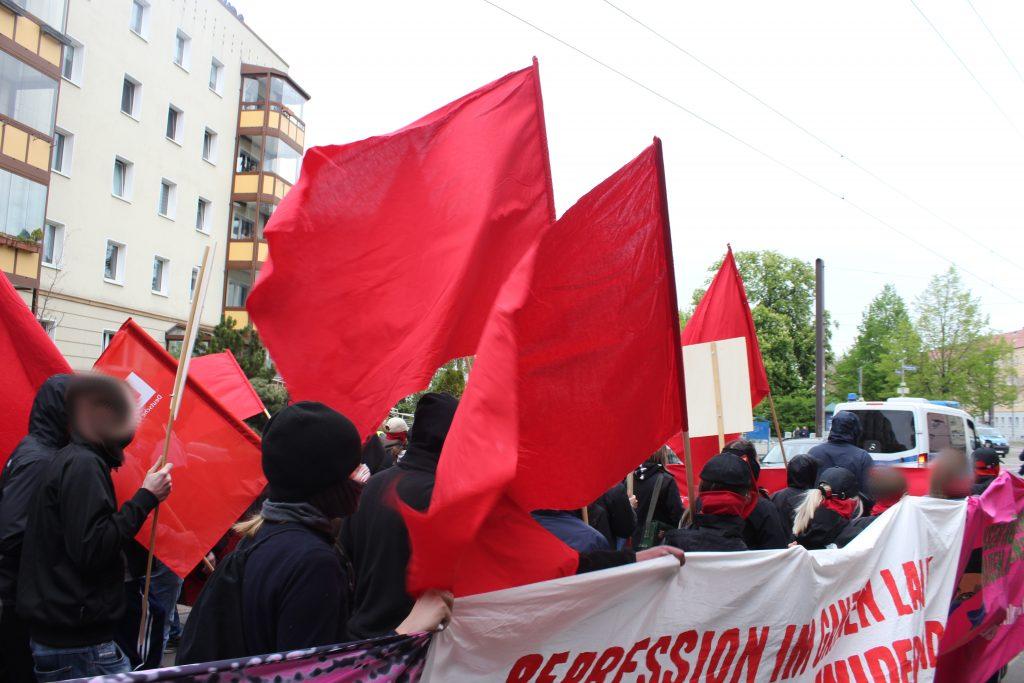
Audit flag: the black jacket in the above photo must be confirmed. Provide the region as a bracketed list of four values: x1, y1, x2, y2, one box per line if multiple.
[663, 514, 747, 552]
[793, 507, 852, 550]
[834, 515, 876, 548]
[770, 455, 819, 528]
[588, 483, 636, 547]
[0, 375, 70, 599]
[341, 393, 458, 640]
[16, 437, 158, 647]
[742, 496, 789, 550]
[972, 475, 997, 496]
[808, 412, 874, 494]
[242, 521, 350, 654]
[631, 464, 683, 546]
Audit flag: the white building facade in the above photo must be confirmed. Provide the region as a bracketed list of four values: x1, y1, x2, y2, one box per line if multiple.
[36, 0, 307, 368]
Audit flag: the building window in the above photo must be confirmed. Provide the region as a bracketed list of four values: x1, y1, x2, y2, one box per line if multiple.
[102, 329, 116, 350]
[202, 128, 217, 162]
[209, 58, 223, 94]
[104, 240, 125, 283]
[151, 256, 169, 295]
[165, 105, 183, 143]
[129, 0, 149, 38]
[61, 40, 84, 84]
[38, 318, 56, 340]
[51, 129, 73, 175]
[195, 198, 210, 233]
[189, 265, 200, 301]
[157, 179, 176, 218]
[112, 157, 133, 199]
[0, 169, 47, 237]
[13, 0, 66, 30]
[231, 201, 255, 239]
[42, 221, 64, 267]
[226, 270, 253, 308]
[173, 30, 191, 70]
[121, 75, 141, 118]
[0, 49, 58, 135]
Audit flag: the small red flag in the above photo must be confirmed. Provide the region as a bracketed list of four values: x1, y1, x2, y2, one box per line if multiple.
[94, 320, 265, 577]
[190, 351, 266, 422]
[676, 247, 770, 474]
[404, 143, 683, 596]
[247, 62, 555, 438]
[0, 275, 72, 469]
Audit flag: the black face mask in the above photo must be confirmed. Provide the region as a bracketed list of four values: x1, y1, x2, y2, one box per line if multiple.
[100, 430, 135, 467]
[308, 479, 362, 520]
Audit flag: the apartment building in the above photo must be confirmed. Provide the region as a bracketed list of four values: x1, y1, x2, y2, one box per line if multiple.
[30, 0, 307, 368]
[991, 328, 1023, 440]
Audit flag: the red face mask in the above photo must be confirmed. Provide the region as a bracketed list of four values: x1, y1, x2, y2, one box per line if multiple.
[699, 490, 758, 519]
[821, 495, 858, 519]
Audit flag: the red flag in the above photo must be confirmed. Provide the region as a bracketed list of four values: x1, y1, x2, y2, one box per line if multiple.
[247, 63, 555, 438]
[0, 275, 72, 468]
[404, 142, 683, 596]
[676, 247, 770, 473]
[94, 320, 264, 577]
[190, 351, 266, 422]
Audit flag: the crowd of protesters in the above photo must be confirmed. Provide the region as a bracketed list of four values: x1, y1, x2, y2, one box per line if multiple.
[0, 372, 1011, 681]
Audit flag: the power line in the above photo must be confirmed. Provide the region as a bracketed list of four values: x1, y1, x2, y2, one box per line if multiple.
[964, 0, 1024, 89]
[476, 0, 1024, 305]
[600, 0, 1024, 275]
[908, 0, 1024, 142]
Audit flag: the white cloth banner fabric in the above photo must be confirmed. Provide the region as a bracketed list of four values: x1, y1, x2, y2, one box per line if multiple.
[423, 497, 966, 682]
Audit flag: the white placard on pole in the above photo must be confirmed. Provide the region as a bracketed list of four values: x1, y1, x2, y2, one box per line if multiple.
[682, 336, 754, 439]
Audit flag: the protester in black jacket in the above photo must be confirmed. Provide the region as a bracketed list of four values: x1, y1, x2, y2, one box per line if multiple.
[792, 467, 862, 550]
[0, 374, 70, 682]
[834, 468, 907, 548]
[771, 455, 819, 528]
[587, 482, 637, 548]
[721, 440, 789, 550]
[971, 447, 1001, 496]
[807, 411, 874, 494]
[16, 374, 172, 682]
[663, 453, 757, 552]
[361, 433, 394, 476]
[631, 449, 683, 548]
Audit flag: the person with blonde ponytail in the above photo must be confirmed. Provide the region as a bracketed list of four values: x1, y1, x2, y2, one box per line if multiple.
[792, 467, 862, 550]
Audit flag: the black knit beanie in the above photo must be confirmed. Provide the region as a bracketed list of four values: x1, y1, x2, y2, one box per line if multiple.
[262, 401, 361, 502]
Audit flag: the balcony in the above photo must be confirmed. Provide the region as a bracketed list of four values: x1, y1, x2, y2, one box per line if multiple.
[238, 67, 309, 153]
[0, 232, 40, 287]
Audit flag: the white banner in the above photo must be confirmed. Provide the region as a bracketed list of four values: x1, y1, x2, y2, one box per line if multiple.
[424, 497, 966, 682]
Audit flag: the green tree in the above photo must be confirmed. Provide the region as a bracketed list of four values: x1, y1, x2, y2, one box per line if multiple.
[909, 267, 1016, 417]
[831, 285, 920, 400]
[429, 358, 469, 397]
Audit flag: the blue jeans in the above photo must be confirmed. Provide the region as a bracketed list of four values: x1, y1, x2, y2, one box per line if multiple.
[149, 559, 183, 650]
[30, 640, 131, 681]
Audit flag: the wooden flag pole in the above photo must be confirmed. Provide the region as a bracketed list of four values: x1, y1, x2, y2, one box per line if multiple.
[710, 341, 726, 451]
[767, 390, 788, 467]
[138, 243, 214, 650]
[652, 137, 698, 511]
[626, 472, 634, 498]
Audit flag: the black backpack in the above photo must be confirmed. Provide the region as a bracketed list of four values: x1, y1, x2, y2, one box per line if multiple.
[176, 528, 296, 665]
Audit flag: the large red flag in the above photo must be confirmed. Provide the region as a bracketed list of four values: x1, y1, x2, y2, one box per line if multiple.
[94, 320, 265, 577]
[190, 351, 266, 422]
[247, 62, 555, 438]
[404, 142, 683, 596]
[0, 275, 72, 468]
[675, 247, 770, 474]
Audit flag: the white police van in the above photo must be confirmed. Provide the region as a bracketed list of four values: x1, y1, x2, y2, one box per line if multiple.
[831, 397, 983, 465]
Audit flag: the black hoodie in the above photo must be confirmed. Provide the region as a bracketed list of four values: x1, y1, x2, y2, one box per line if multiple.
[341, 393, 458, 640]
[16, 433, 158, 647]
[807, 412, 874, 494]
[770, 455, 819, 528]
[0, 374, 71, 599]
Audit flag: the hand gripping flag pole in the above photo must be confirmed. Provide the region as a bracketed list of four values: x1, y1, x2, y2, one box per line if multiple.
[138, 243, 216, 652]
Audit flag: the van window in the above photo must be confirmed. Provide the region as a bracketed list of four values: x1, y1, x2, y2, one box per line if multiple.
[927, 412, 967, 456]
[848, 410, 916, 453]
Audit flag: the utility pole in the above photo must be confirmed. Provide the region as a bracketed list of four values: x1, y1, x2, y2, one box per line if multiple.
[815, 258, 825, 436]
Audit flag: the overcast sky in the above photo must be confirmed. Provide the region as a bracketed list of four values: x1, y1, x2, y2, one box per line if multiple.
[239, 0, 1024, 353]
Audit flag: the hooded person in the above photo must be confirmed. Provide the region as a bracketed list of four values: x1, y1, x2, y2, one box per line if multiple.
[807, 411, 874, 494]
[971, 447, 1001, 496]
[834, 467, 908, 548]
[721, 439, 789, 550]
[792, 467, 862, 550]
[16, 374, 173, 682]
[360, 433, 391, 476]
[662, 453, 758, 552]
[586, 482, 637, 548]
[179, 401, 451, 664]
[631, 447, 684, 549]
[0, 374, 71, 682]
[771, 454, 819, 528]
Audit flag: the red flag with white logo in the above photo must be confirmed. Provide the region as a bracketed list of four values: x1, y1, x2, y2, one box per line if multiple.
[94, 320, 264, 577]
[0, 274, 72, 469]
